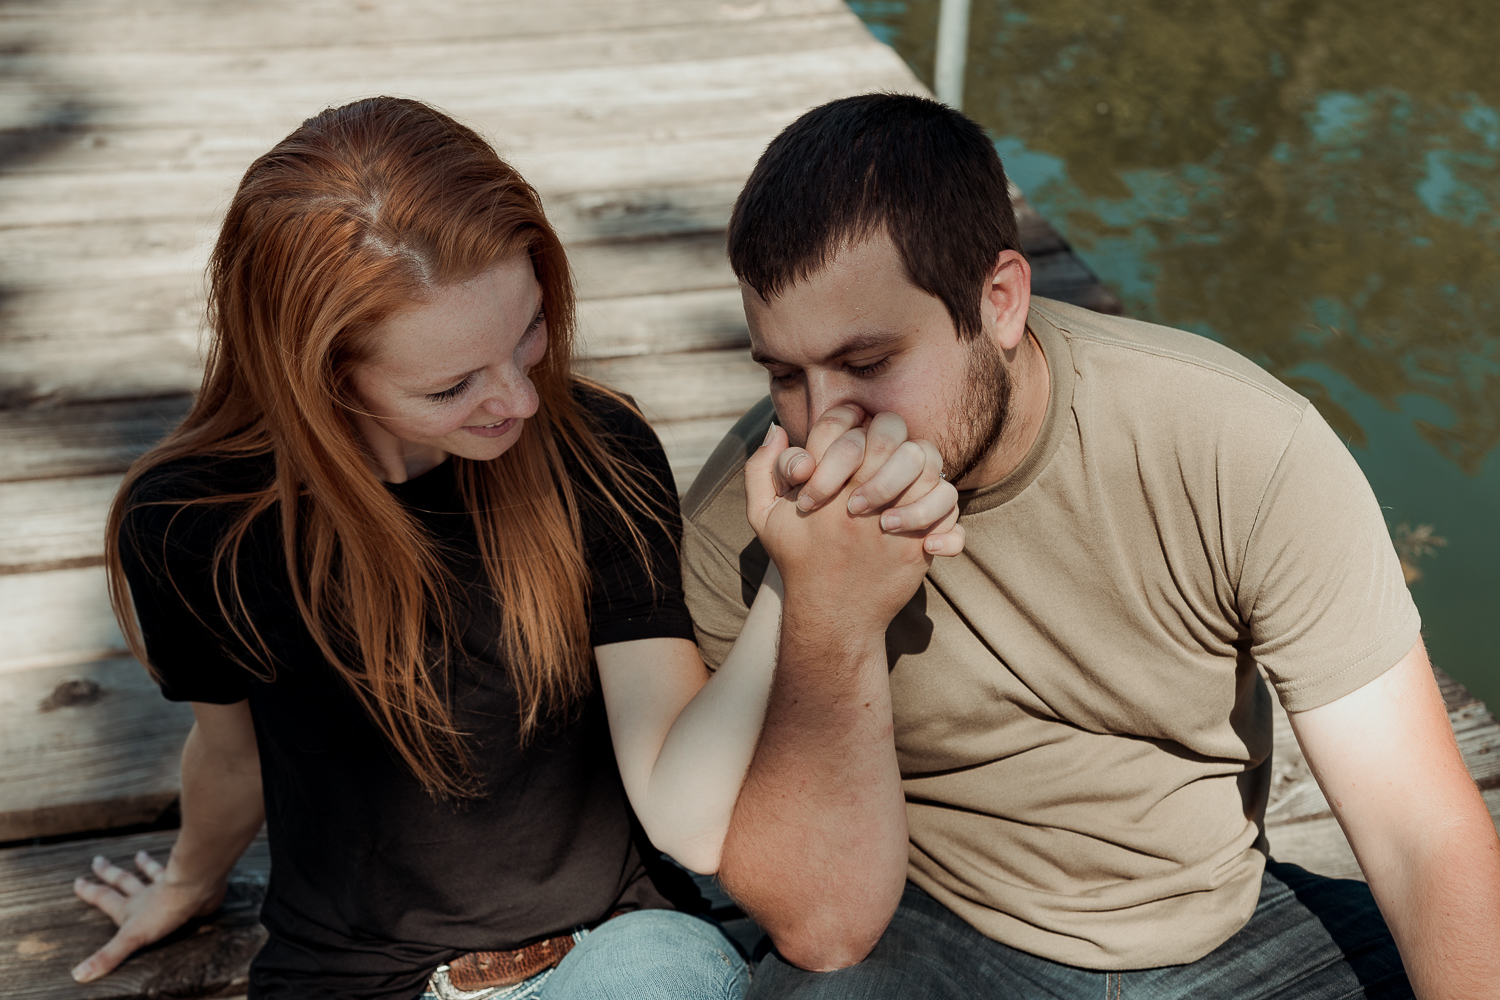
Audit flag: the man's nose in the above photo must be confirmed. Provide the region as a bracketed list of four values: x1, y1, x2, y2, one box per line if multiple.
[804, 372, 865, 427]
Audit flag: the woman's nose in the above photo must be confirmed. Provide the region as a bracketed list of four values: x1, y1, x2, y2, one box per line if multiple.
[479, 367, 539, 418]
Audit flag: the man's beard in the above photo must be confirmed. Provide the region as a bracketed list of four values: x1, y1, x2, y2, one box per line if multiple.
[936, 332, 1012, 488]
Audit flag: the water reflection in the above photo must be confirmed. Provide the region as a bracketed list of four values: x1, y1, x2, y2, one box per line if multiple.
[852, 0, 1499, 705]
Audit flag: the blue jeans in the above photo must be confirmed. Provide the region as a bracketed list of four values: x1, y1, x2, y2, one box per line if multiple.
[749, 861, 1412, 999]
[422, 910, 750, 1000]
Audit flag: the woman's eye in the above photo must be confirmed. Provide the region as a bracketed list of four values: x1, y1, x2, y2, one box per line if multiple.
[426, 375, 472, 402]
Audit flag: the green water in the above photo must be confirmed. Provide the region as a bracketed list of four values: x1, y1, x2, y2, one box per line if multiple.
[852, 0, 1500, 710]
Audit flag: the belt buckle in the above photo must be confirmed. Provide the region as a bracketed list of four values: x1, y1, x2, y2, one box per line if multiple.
[430, 965, 505, 1000]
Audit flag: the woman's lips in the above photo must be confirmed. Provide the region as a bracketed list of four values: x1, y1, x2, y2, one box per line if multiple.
[464, 417, 518, 439]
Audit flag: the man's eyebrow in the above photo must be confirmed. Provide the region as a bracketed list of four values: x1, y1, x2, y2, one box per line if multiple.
[751, 330, 904, 367]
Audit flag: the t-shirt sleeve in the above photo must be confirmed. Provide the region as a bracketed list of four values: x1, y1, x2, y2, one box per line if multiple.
[118, 483, 254, 704]
[582, 398, 698, 648]
[1238, 404, 1421, 712]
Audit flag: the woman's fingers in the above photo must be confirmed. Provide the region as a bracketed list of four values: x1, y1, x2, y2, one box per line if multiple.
[880, 479, 960, 534]
[92, 854, 145, 896]
[922, 522, 967, 558]
[848, 439, 930, 514]
[73, 876, 129, 924]
[134, 851, 166, 881]
[72, 926, 147, 984]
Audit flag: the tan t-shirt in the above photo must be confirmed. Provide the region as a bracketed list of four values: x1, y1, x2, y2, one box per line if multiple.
[681, 297, 1420, 969]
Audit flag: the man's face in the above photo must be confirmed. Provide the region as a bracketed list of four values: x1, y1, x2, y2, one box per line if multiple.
[744, 232, 1013, 488]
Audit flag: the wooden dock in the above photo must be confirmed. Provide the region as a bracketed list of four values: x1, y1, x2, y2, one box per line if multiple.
[0, 1, 1491, 996]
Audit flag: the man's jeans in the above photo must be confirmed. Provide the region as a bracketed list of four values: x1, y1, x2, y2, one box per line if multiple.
[750, 860, 1411, 999]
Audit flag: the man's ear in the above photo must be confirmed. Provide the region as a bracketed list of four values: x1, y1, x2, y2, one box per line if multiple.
[985, 250, 1031, 352]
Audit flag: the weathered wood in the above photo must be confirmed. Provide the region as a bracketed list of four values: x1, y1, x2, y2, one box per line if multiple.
[655, 415, 745, 493]
[0, 398, 191, 483]
[0, 830, 270, 1000]
[0, 658, 191, 842]
[0, 475, 120, 574]
[1263, 666, 1500, 879]
[0, 567, 126, 674]
[0, 14, 872, 99]
[0, 0, 846, 55]
[576, 349, 769, 425]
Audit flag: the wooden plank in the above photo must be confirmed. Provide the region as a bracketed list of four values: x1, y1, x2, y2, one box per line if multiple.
[0, 566, 126, 674]
[0, 290, 750, 406]
[1262, 665, 1500, 881]
[0, 13, 871, 93]
[0, 830, 270, 1000]
[0, 398, 190, 483]
[1268, 788, 1500, 882]
[0, 408, 737, 575]
[571, 231, 734, 299]
[2, 223, 731, 298]
[0, 658, 190, 842]
[0, 44, 908, 165]
[577, 347, 769, 425]
[0, 475, 119, 574]
[578, 288, 747, 361]
[656, 414, 745, 494]
[0, 0, 846, 54]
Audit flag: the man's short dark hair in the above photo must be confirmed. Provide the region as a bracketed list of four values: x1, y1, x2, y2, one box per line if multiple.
[727, 93, 1022, 341]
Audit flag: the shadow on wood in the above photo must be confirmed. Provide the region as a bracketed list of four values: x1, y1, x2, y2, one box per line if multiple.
[0, 830, 270, 1000]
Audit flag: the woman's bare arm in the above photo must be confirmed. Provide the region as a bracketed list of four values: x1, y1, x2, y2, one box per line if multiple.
[597, 408, 961, 878]
[71, 699, 264, 983]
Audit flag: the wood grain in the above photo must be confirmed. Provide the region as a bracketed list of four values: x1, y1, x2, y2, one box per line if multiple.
[0, 658, 191, 842]
[0, 830, 270, 1000]
[0, 398, 192, 484]
[1263, 666, 1500, 879]
[0, 567, 127, 674]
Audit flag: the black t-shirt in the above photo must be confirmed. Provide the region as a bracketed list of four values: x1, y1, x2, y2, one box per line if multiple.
[119, 392, 702, 1000]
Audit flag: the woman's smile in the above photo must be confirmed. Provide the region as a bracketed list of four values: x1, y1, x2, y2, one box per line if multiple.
[464, 416, 518, 438]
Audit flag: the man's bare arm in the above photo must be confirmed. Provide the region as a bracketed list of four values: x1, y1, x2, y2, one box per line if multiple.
[716, 415, 941, 970]
[1290, 639, 1500, 999]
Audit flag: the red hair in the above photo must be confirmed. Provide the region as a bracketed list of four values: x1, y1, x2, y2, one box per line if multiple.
[106, 97, 666, 797]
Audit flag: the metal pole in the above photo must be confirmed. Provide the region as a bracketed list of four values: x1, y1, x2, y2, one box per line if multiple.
[934, 0, 972, 109]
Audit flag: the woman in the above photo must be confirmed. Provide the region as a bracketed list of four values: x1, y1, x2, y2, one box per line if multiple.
[70, 97, 959, 999]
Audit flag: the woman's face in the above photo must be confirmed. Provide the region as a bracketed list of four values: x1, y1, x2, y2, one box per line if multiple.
[347, 255, 549, 482]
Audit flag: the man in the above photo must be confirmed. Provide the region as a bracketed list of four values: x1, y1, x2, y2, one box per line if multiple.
[682, 94, 1500, 998]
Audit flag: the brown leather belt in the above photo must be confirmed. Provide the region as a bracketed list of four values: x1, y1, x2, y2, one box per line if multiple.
[445, 933, 577, 991]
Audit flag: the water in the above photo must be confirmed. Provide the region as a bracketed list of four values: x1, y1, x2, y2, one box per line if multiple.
[851, 0, 1500, 710]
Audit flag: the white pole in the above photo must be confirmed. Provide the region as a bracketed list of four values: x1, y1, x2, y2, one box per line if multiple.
[934, 0, 972, 110]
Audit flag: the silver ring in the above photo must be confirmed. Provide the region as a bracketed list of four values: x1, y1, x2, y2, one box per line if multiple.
[938, 470, 947, 480]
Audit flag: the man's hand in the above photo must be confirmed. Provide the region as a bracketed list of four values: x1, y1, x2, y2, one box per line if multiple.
[71, 852, 226, 983]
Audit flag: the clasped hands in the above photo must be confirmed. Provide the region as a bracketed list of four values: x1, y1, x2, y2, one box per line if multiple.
[747, 405, 966, 632]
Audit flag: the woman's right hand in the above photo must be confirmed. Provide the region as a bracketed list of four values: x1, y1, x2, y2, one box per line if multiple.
[71, 849, 228, 983]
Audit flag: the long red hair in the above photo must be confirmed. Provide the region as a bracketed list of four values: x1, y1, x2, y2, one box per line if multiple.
[106, 97, 666, 798]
